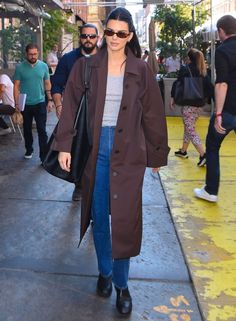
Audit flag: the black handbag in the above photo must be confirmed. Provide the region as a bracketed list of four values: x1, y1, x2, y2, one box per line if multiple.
[43, 58, 92, 183]
[174, 65, 205, 107]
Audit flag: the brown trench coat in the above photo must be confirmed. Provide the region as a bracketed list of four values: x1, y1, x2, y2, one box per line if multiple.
[53, 48, 170, 259]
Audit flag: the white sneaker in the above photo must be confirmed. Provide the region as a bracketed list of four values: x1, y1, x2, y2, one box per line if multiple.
[0, 128, 11, 136]
[194, 187, 218, 202]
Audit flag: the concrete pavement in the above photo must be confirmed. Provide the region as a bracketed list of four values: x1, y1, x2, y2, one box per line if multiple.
[0, 113, 203, 321]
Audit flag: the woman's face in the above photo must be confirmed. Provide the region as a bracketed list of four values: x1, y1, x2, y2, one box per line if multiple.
[105, 19, 133, 53]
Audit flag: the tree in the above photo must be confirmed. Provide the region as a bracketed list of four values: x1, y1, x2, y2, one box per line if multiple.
[43, 10, 78, 59]
[0, 25, 35, 68]
[154, 2, 209, 60]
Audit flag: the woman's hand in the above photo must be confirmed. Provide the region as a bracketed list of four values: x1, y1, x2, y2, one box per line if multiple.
[169, 97, 175, 110]
[58, 152, 71, 172]
[152, 167, 160, 174]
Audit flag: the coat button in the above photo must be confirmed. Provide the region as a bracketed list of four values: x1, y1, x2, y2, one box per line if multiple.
[113, 171, 118, 176]
[113, 194, 118, 199]
[118, 128, 123, 133]
[114, 150, 120, 154]
[122, 106, 127, 110]
[156, 147, 160, 151]
[125, 84, 129, 89]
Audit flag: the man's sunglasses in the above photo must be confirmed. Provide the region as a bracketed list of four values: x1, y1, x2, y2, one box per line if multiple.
[104, 29, 130, 39]
[80, 34, 97, 39]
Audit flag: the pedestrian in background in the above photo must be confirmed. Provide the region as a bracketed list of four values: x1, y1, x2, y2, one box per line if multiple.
[0, 73, 15, 136]
[158, 54, 166, 74]
[13, 44, 54, 162]
[52, 7, 169, 315]
[52, 23, 98, 201]
[170, 48, 214, 167]
[194, 15, 236, 202]
[46, 44, 59, 76]
[165, 52, 180, 76]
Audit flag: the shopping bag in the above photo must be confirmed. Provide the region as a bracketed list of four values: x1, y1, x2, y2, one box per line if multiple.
[43, 59, 92, 183]
[174, 66, 205, 107]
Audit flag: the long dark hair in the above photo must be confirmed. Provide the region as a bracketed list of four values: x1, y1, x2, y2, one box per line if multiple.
[188, 48, 207, 76]
[101, 7, 141, 58]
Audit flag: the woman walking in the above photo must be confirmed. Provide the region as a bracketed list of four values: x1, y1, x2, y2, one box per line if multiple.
[53, 7, 169, 315]
[170, 48, 214, 166]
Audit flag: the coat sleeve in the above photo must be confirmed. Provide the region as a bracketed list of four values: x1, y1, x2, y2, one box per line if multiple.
[141, 64, 170, 167]
[52, 58, 85, 152]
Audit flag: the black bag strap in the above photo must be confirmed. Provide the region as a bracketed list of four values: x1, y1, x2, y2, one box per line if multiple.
[73, 57, 91, 130]
[186, 65, 193, 78]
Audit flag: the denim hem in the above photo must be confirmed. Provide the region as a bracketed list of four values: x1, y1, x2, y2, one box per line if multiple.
[100, 272, 112, 279]
[114, 284, 129, 290]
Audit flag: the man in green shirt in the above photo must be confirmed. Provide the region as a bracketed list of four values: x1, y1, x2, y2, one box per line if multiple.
[14, 43, 54, 162]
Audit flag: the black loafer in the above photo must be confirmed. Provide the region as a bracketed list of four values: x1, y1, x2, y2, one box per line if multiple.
[97, 274, 112, 298]
[115, 286, 132, 315]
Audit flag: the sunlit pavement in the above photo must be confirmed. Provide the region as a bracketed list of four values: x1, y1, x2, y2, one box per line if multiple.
[160, 116, 236, 321]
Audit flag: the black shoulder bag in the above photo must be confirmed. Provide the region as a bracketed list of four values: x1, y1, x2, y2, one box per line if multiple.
[174, 65, 205, 107]
[43, 58, 92, 183]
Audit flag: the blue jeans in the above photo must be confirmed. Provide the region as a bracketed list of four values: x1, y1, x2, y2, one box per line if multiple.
[91, 126, 130, 289]
[205, 111, 236, 195]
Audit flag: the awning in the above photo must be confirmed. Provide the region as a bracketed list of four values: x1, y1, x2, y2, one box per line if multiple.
[41, 0, 64, 9]
[0, 0, 63, 19]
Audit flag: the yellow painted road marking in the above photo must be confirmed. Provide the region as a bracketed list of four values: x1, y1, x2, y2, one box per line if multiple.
[160, 117, 236, 321]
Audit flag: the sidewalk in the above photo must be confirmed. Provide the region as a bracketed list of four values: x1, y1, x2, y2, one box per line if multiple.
[160, 116, 236, 321]
[0, 113, 203, 321]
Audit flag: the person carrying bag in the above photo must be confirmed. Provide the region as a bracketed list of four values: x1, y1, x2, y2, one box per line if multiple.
[170, 48, 214, 167]
[50, 7, 169, 316]
[42, 57, 92, 183]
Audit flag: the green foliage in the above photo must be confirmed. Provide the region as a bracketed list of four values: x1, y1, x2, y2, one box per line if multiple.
[0, 25, 35, 68]
[154, 2, 209, 60]
[43, 10, 78, 59]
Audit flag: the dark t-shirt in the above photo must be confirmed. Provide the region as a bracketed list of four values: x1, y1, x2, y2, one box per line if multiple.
[215, 35, 236, 115]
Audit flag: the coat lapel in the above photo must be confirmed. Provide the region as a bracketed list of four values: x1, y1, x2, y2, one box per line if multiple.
[90, 50, 108, 151]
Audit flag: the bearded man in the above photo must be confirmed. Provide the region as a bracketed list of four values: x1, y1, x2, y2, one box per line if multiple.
[14, 43, 53, 162]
